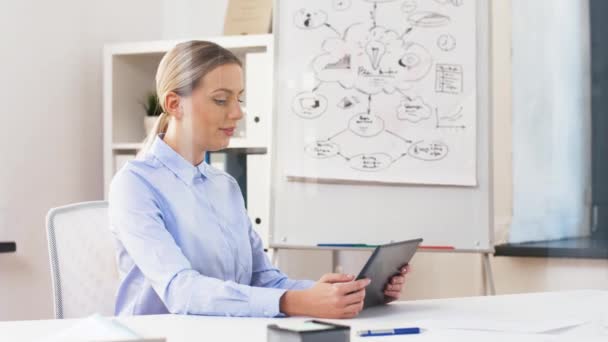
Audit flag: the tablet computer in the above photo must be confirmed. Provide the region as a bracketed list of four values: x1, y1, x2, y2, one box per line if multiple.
[356, 238, 423, 309]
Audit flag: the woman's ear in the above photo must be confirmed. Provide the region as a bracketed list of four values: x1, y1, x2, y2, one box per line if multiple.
[164, 92, 183, 119]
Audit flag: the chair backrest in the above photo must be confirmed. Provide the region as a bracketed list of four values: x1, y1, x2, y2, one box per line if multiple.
[46, 201, 118, 319]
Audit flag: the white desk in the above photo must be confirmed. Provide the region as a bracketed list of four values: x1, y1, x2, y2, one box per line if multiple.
[2, 291, 607, 341]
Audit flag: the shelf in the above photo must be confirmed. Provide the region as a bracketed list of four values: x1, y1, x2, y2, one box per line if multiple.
[104, 34, 272, 57]
[113, 141, 267, 154]
[112, 143, 143, 151]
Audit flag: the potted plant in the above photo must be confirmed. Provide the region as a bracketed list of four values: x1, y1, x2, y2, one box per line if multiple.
[142, 92, 162, 135]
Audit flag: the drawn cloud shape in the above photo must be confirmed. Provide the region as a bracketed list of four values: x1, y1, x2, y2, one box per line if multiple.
[312, 24, 433, 95]
[293, 9, 328, 29]
[305, 140, 340, 159]
[349, 153, 392, 172]
[292, 92, 328, 119]
[396, 96, 432, 123]
[408, 12, 450, 27]
[408, 141, 449, 161]
[349, 113, 385, 137]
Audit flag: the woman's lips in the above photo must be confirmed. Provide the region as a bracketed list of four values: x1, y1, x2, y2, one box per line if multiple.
[220, 127, 235, 136]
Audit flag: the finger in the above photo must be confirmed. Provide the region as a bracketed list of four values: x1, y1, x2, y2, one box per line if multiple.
[391, 275, 405, 285]
[320, 273, 354, 284]
[336, 278, 371, 294]
[385, 283, 403, 292]
[344, 301, 364, 316]
[342, 289, 366, 306]
[401, 264, 411, 274]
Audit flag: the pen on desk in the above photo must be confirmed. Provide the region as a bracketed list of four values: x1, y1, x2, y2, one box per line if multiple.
[357, 327, 421, 337]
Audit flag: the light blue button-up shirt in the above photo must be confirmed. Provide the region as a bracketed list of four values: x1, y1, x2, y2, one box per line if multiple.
[108, 135, 314, 317]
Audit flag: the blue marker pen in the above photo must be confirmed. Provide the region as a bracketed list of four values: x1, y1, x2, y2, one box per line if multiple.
[358, 327, 421, 337]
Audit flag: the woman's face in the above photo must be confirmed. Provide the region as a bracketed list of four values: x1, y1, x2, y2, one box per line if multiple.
[183, 63, 244, 152]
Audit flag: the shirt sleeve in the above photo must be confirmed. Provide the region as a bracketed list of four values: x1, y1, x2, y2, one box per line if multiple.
[247, 219, 316, 291]
[109, 170, 288, 317]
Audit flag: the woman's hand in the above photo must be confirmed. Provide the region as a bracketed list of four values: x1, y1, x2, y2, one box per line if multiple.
[317, 273, 356, 284]
[280, 273, 370, 318]
[383, 264, 411, 303]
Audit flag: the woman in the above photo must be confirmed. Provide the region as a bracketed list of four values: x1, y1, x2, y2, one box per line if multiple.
[109, 40, 409, 318]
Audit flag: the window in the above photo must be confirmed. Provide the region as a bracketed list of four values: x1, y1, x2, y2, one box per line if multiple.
[496, 0, 607, 258]
[510, 0, 591, 243]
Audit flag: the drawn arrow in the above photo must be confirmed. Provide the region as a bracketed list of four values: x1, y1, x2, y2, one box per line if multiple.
[391, 153, 408, 164]
[328, 128, 349, 141]
[385, 129, 414, 144]
[337, 152, 351, 161]
[323, 23, 342, 37]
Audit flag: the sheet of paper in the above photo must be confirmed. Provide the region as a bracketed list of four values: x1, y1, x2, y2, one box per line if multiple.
[40, 314, 145, 342]
[277, 0, 478, 185]
[416, 318, 587, 334]
[356, 329, 598, 342]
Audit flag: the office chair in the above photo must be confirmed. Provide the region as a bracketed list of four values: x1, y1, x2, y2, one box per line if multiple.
[46, 201, 118, 318]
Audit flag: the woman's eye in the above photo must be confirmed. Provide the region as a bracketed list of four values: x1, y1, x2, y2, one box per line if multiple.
[214, 99, 227, 106]
[237, 98, 244, 104]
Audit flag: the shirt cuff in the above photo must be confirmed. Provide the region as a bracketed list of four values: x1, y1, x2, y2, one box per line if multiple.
[290, 279, 315, 290]
[249, 286, 287, 317]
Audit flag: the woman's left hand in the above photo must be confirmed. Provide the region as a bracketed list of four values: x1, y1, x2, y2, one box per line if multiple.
[384, 264, 411, 302]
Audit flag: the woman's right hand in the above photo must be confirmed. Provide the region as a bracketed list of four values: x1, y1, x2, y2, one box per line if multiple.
[280, 274, 371, 318]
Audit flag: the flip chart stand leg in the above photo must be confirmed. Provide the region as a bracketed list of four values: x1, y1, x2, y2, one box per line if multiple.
[271, 248, 279, 268]
[331, 250, 343, 273]
[482, 252, 496, 295]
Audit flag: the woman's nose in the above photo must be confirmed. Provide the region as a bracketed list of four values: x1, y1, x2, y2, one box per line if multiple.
[230, 103, 244, 120]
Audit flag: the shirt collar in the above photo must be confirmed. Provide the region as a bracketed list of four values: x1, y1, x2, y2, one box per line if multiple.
[149, 135, 209, 185]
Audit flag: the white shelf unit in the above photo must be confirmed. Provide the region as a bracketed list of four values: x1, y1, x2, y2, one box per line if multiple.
[103, 35, 275, 246]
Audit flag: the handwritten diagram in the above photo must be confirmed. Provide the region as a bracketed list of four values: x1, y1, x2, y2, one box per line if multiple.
[279, 0, 477, 185]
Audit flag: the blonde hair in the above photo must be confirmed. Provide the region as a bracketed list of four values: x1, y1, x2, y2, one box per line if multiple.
[138, 40, 242, 158]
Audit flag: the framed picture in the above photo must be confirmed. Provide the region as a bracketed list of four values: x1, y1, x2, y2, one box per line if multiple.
[224, 0, 273, 35]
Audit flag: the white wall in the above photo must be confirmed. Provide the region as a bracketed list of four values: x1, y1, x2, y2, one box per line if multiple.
[491, 0, 514, 244]
[161, 0, 229, 39]
[0, 0, 237, 322]
[0, 0, 166, 321]
[0, 0, 606, 322]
